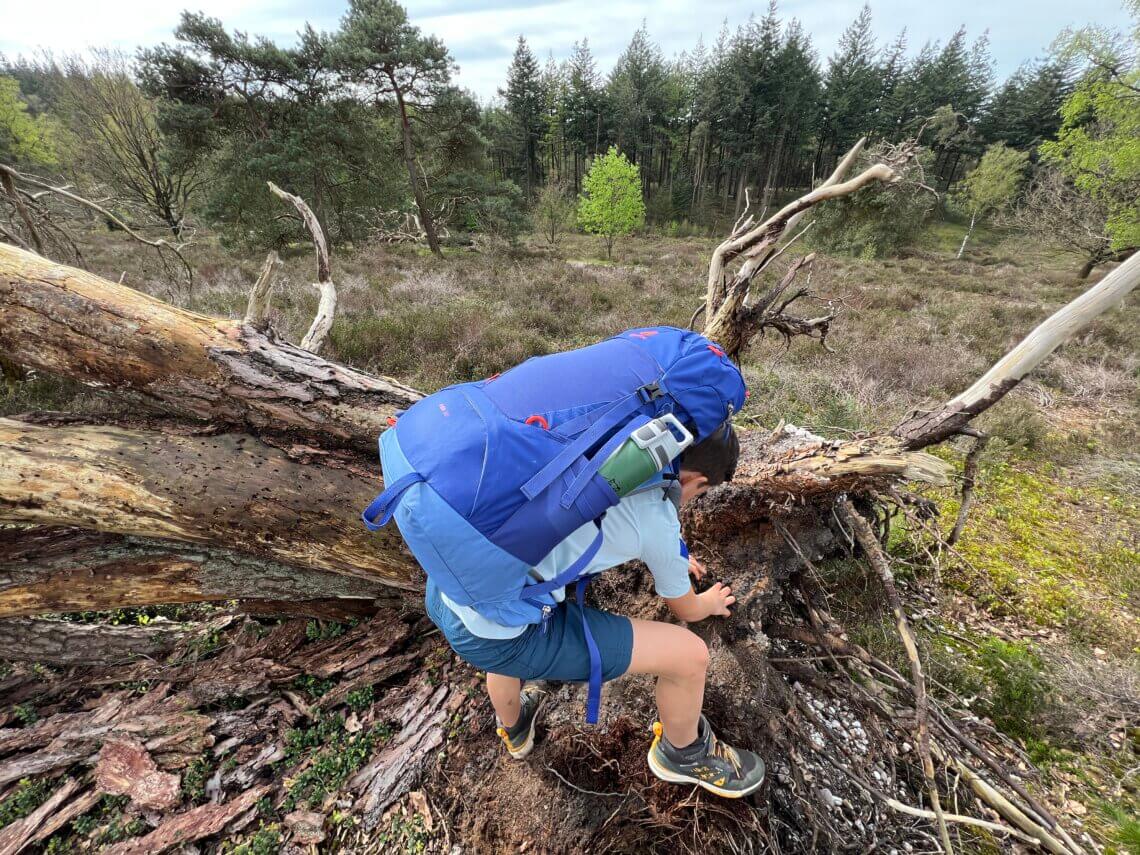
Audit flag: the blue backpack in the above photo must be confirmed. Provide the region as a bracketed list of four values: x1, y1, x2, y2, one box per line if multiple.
[362, 326, 747, 721]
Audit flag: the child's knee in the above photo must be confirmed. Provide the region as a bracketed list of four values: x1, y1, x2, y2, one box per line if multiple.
[677, 632, 709, 679]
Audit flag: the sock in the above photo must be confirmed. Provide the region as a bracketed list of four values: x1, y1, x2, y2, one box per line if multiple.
[661, 717, 708, 760]
[502, 692, 532, 740]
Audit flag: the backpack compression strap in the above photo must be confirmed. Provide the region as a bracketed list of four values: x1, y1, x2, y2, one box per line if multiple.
[361, 472, 425, 531]
[519, 519, 606, 725]
[520, 383, 663, 502]
[577, 573, 604, 723]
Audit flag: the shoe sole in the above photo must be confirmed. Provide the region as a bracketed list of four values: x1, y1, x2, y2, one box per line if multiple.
[647, 747, 766, 799]
[505, 691, 547, 760]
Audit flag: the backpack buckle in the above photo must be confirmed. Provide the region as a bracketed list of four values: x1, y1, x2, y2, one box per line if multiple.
[638, 382, 663, 403]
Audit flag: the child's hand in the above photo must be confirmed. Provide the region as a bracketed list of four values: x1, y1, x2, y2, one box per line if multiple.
[699, 581, 735, 617]
[688, 556, 707, 580]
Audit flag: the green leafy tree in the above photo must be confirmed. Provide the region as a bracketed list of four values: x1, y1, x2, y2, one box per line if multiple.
[0, 76, 57, 166]
[1041, 73, 1139, 251]
[577, 146, 644, 259]
[955, 142, 1029, 257]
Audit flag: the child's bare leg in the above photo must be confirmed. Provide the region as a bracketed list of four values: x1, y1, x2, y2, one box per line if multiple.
[625, 618, 709, 748]
[486, 673, 522, 726]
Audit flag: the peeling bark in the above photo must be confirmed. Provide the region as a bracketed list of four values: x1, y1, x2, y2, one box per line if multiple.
[0, 242, 419, 453]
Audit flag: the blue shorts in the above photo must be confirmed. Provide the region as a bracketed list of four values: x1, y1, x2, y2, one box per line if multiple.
[424, 580, 633, 683]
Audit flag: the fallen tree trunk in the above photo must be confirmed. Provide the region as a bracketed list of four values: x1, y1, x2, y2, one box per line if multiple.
[0, 243, 419, 453]
[0, 418, 417, 590]
[0, 528, 393, 619]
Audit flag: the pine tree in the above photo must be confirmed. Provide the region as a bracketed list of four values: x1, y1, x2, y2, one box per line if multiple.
[333, 0, 455, 255]
[817, 5, 881, 170]
[607, 23, 667, 187]
[501, 36, 545, 199]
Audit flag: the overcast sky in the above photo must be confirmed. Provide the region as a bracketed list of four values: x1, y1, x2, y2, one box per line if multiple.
[1, 0, 1133, 102]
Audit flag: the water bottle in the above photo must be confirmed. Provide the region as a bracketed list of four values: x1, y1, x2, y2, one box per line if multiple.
[598, 414, 694, 497]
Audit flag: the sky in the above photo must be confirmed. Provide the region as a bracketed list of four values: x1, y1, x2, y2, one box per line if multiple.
[0, 0, 1134, 102]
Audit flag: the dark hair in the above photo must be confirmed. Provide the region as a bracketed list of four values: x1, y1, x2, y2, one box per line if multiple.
[679, 421, 739, 486]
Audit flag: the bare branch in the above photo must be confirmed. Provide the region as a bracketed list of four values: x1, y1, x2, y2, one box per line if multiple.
[243, 250, 280, 330]
[0, 164, 192, 285]
[894, 251, 1140, 448]
[267, 181, 336, 353]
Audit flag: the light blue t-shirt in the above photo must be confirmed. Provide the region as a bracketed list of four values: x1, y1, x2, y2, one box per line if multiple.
[440, 488, 693, 639]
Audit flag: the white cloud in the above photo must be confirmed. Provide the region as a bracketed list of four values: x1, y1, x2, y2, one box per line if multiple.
[1, 0, 1133, 100]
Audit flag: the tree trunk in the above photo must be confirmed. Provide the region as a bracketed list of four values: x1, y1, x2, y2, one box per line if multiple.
[0, 418, 417, 588]
[0, 243, 420, 452]
[957, 208, 976, 259]
[393, 87, 442, 257]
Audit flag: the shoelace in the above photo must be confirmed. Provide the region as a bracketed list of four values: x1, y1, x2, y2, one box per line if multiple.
[709, 733, 743, 775]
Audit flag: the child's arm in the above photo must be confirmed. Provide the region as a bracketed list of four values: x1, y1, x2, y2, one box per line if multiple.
[664, 582, 735, 623]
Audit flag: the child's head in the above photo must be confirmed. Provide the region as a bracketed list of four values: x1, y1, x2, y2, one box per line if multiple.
[677, 421, 739, 503]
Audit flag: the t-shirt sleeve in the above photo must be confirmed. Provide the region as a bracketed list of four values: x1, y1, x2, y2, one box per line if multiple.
[637, 496, 693, 599]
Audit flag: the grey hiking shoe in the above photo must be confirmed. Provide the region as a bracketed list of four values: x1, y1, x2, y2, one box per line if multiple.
[495, 684, 548, 759]
[647, 714, 766, 798]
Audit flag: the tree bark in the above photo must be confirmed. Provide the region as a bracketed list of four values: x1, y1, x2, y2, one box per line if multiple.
[0, 528, 393, 619]
[0, 418, 417, 588]
[0, 242, 420, 453]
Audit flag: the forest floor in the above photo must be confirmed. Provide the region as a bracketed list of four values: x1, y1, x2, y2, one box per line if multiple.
[1, 219, 1138, 853]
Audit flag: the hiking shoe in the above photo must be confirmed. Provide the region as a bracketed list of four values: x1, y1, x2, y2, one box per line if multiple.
[647, 714, 765, 798]
[495, 684, 548, 759]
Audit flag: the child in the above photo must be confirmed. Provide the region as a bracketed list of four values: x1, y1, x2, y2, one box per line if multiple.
[423, 422, 765, 798]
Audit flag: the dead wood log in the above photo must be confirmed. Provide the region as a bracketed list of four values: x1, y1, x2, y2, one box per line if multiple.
[0, 419, 417, 589]
[0, 528, 392, 620]
[0, 618, 195, 665]
[0, 242, 419, 453]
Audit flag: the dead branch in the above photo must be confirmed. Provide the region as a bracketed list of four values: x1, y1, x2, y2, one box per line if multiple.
[0, 168, 44, 255]
[702, 158, 897, 357]
[0, 164, 193, 286]
[267, 181, 335, 353]
[705, 137, 866, 316]
[947, 433, 988, 547]
[243, 250, 280, 330]
[893, 251, 1140, 448]
[838, 499, 953, 854]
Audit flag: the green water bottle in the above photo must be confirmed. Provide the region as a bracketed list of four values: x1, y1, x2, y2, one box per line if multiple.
[598, 414, 694, 497]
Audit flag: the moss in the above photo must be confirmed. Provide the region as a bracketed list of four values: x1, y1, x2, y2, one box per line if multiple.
[937, 461, 1140, 649]
[0, 777, 53, 826]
